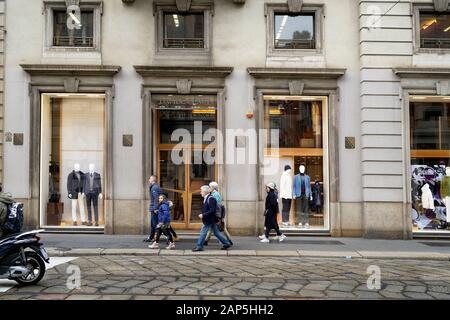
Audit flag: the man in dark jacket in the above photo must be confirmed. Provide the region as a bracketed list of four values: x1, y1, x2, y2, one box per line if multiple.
[144, 175, 162, 242]
[192, 185, 231, 252]
[0, 191, 14, 238]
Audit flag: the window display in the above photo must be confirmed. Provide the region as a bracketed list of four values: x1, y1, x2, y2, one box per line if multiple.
[419, 12, 450, 49]
[274, 13, 315, 49]
[263, 96, 328, 231]
[410, 98, 450, 232]
[40, 94, 105, 228]
[53, 10, 94, 47]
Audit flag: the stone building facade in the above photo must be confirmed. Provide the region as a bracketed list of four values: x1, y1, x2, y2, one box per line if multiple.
[3, 0, 450, 239]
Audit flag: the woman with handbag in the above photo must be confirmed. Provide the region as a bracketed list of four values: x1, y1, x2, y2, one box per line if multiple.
[259, 182, 287, 243]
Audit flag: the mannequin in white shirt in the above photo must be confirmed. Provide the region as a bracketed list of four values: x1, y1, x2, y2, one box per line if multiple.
[82, 163, 103, 226]
[67, 163, 86, 226]
[279, 165, 293, 227]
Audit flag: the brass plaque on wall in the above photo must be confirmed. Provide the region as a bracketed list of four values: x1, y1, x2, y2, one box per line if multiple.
[123, 134, 133, 147]
[13, 133, 24, 146]
[345, 137, 356, 149]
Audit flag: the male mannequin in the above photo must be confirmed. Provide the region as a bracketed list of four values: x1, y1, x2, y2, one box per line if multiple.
[279, 165, 293, 227]
[82, 163, 103, 227]
[441, 167, 450, 224]
[293, 164, 313, 228]
[67, 163, 87, 226]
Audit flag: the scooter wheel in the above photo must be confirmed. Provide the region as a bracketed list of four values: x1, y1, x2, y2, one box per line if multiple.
[14, 251, 46, 286]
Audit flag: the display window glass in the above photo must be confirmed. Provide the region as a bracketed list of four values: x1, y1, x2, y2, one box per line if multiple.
[419, 12, 450, 49]
[163, 13, 205, 49]
[410, 97, 450, 233]
[40, 94, 106, 228]
[263, 96, 329, 231]
[53, 10, 94, 47]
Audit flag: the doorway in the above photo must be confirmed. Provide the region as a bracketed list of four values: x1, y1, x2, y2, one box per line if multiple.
[155, 96, 218, 230]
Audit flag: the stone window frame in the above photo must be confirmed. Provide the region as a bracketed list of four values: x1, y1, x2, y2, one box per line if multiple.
[264, 3, 324, 58]
[394, 68, 450, 237]
[247, 68, 346, 235]
[412, 2, 450, 54]
[152, 1, 214, 65]
[43, 1, 103, 55]
[20, 64, 121, 233]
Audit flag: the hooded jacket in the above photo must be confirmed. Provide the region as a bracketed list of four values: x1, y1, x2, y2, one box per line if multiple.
[0, 193, 15, 237]
[279, 170, 293, 199]
[157, 200, 171, 224]
[421, 184, 435, 210]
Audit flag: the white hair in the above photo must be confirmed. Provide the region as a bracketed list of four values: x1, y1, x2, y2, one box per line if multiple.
[209, 181, 219, 191]
[200, 185, 211, 193]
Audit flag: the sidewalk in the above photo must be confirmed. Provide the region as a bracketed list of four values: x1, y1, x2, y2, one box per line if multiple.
[41, 233, 450, 261]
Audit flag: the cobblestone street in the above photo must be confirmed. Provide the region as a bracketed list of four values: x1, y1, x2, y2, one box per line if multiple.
[1, 255, 450, 300]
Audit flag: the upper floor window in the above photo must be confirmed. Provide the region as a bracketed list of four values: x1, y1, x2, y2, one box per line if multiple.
[419, 12, 450, 49]
[163, 13, 205, 49]
[53, 10, 94, 47]
[274, 13, 315, 50]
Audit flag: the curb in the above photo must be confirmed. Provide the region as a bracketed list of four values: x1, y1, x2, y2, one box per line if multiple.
[46, 248, 450, 261]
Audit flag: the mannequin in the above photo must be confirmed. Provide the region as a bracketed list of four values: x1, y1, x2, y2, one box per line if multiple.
[421, 182, 435, 220]
[67, 163, 86, 226]
[441, 167, 450, 224]
[82, 163, 103, 227]
[293, 164, 313, 228]
[312, 180, 322, 214]
[279, 165, 293, 227]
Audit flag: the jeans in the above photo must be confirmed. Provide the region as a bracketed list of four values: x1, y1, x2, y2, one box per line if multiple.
[196, 223, 230, 249]
[281, 198, 292, 223]
[149, 213, 159, 240]
[205, 220, 232, 243]
[296, 195, 309, 224]
[85, 193, 99, 223]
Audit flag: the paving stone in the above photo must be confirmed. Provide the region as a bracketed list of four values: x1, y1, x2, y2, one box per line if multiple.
[125, 287, 150, 295]
[353, 291, 383, 299]
[140, 280, 167, 289]
[66, 295, 102, 300]
[98, 295, 133, 300]
[99, 287, 126, 294]
[427, 291, 450, 299]
[134, 295, 166, 300]
[255, 282, 283, 290]
[72, 286, 99, 294]
[248, 288, 273, 297]
[167, 296, 201, 300]
[383, 285, 404, 293]
[403, 292, 434, 300]
[273, 289, 297, 297]
[151, 287, 176, 295]
[327, 283, 356, 292]
[232, 282, 257, 290]
[42, 286, 72, 294]
[379, 291, 407, 299]
[114, 280, 146, 288]
[303, 283, 330, 291]
[325, 291, 356, 299]
[298, 290, 325, 298]
[405, 285, 427, 293]
[283, 283, 304, 292]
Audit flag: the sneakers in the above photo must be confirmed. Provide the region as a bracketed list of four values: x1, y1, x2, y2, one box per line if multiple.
[279, 234, 287, 242]
[192, 247, 204, 252]
[204, 241, 209, 246]
[298, 223, 303, 228]
[282, 222, 290, 227]
[305, 223, 310, 229]
[260, 237, 270, 243]
[166, 242, 175, 250]
[221, 244, 231, 250]
[148, 242, 159, 249]
[258, 235, 266, 240]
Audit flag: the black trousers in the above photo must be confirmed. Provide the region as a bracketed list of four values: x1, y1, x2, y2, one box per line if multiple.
[85, 193, 99, 223]
[281, 198, 292, 223]
[155, 225, 173, 243]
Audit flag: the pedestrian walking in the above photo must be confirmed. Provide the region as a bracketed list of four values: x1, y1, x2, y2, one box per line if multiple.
[143, 175, 162, 243]
[149, 194, 175, 250]
[203, 181, 233, 247]
[192, 185, 231, 252]
[259, 182, 286, 243]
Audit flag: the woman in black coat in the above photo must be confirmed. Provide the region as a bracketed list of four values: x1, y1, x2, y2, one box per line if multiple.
[259, 182, 286, 243]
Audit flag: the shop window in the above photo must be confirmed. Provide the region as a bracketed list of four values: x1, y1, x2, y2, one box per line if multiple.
[410, 98, 450, 232]
[163, 13, 205, 49]
[40, 95, 106, 228]
[53, 10, 94, 47]
[419, 12, 450, 49]
[274, 13, 315, 49]
[263, 96, 328, 231]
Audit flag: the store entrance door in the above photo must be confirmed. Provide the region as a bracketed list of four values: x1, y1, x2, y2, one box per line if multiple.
[155, 98, 217, 230]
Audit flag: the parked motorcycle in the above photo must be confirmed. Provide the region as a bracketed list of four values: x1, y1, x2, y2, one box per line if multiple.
[0, 229, 49, 285]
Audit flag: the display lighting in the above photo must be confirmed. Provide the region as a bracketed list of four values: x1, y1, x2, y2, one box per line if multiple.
[173, 14, 180, 27]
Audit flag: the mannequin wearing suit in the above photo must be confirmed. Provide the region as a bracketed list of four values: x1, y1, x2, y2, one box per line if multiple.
[441, 167, 450, 224]
[67, 163, 87, 226]
[82, 163, 103, 227]
[293, 165, 312, 228]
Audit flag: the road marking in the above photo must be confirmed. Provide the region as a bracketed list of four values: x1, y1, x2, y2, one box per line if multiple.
[0, 256, 78, 293]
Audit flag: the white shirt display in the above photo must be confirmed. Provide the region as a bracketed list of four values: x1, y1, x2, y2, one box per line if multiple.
[421, 184, 434, 210]
[279, 170, 293, 199]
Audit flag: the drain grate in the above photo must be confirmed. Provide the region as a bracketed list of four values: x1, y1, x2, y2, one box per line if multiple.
[420, 242, 450, 247]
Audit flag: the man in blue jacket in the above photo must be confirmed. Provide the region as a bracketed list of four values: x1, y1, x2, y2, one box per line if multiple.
[293, 165, 313, 228]
[192, 185, 231, 252]
[144, 175, 162, 242]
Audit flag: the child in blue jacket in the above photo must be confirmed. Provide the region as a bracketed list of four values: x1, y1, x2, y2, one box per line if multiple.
[149, 194, 175, 250]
